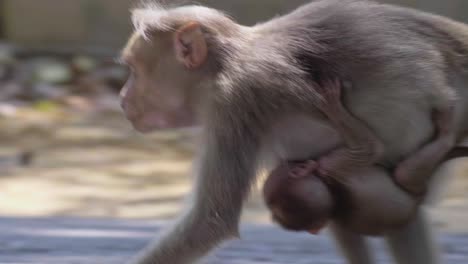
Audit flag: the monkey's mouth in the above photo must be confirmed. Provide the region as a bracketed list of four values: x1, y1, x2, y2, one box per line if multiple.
[128, 111, 197, 133]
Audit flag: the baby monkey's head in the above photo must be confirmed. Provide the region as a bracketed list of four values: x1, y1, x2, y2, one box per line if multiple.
[263, 161, 334, 234]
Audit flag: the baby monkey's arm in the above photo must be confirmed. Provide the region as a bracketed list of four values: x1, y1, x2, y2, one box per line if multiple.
[315, 78, 384, 178]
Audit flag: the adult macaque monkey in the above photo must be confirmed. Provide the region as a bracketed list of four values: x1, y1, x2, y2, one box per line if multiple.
[120, 1, 468, 264]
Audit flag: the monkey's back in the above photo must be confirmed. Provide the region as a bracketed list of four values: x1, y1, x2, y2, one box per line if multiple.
[259, 0, 468, 166]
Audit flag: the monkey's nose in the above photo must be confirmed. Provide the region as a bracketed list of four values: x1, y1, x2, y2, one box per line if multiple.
[119, 85, 128, 98]
[120, 91, 131, 107]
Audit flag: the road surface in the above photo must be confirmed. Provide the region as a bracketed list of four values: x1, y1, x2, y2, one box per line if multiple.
[1, 217, 468, 264]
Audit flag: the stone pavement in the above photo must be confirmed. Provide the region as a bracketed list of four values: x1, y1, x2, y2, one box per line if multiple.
[1, 217, 468, 264]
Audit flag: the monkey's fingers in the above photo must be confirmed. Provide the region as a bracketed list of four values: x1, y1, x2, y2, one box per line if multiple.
[289, 160, 318, 178]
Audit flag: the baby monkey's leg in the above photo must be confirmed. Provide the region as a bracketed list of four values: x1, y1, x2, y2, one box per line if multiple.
[394, 106, 456, 194]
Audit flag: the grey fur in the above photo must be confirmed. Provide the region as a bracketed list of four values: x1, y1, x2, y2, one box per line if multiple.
[126, 0, 468, 263]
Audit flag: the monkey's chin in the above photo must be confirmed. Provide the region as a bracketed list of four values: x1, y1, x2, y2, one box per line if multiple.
[125, 114, 168, 133]
[132, 123, 158, 133]
[125, 117, 159, 133]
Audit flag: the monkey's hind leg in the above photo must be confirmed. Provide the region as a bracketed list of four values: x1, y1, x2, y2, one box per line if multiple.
[385, 208, 442, 264]
[329, 222, 376, 264]
[394, 106, 456, 194]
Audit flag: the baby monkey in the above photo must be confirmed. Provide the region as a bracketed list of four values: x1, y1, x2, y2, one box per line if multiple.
[263, 79, 455, 236]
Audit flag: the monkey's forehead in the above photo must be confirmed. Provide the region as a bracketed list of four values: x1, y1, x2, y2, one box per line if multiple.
[121, 34, 142, 63]
[121, 33, 161, 64]
[131, 5, 230, 35]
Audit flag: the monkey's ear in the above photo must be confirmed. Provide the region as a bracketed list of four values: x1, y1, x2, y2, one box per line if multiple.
[174, 22, 208, 69]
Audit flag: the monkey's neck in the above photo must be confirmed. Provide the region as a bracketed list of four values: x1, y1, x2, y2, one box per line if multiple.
[199, 37, 321, 133]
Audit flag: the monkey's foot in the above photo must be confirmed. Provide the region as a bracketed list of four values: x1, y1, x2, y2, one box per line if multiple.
[289, 160, 318, 178]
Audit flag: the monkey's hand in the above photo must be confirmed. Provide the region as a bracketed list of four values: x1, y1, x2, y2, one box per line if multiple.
[288, 160, 319, 178]
[316, 149, 351, 179]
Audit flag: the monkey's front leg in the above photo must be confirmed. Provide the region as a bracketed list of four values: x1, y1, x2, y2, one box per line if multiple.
[394, 106, 456, 194]
[126, 134, 259, 264]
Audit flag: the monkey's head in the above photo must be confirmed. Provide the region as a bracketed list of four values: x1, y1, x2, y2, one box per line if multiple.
[119, 6, 240, 132]
[263, 162, 334, 234]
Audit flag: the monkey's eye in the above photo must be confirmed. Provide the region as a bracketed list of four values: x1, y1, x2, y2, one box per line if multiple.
[115, 57, 135, 73]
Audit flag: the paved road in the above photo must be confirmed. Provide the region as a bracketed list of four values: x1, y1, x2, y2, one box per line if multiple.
[1, 217, 468, 264]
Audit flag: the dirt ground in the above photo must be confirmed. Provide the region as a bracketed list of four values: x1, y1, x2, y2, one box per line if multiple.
[1, 105, 468, 233]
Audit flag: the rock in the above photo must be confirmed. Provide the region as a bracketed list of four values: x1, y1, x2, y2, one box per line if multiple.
[71, 56, 98, 74]
[11, 58, 72, 100]
[16, 58, 73, 85]
[33, 59, 73, 84]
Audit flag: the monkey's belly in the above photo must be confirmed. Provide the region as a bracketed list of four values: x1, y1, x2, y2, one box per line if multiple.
[261, 107, 432, 168]
[262, 114, 342, 164]
[345, 89, 434, 167]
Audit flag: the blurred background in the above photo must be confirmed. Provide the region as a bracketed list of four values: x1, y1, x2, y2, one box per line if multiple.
[1, 0, 468, 260]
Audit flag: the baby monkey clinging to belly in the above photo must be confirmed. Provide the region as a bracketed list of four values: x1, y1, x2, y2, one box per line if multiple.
[263, 78, 456, 236]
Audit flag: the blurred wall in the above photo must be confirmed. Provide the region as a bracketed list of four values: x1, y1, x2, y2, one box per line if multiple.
[1, 0, 467, 50]
[3, 0, 133, 49]
[0, 0, 5, 38]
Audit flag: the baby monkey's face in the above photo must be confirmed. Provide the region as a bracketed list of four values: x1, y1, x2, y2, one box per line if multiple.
[263, 161, 335, 234]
